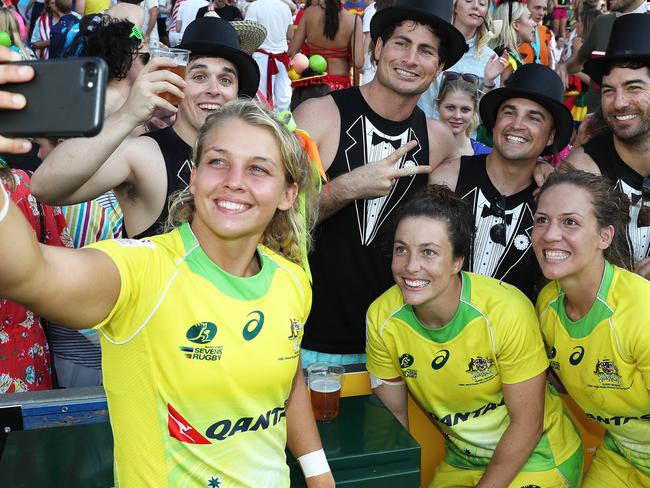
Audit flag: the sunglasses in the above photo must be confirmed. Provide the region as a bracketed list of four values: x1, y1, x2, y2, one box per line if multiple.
[441, 71, 480, 86]
[489, 195, 508, 246]
[637, 177, 650, 228]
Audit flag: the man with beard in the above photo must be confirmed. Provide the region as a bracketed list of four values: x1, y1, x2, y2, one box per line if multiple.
[31, 17, 261, 238]
[293, 0, 465, 366]
[431, 63, 574, 301]
[565, 14, 650, 279]
[557, 0, 647, 113]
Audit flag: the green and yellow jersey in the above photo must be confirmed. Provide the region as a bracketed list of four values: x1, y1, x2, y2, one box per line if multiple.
[88, 223, 311, 487]
[536, 262, 650, 476]
[366, 272, 581, 472]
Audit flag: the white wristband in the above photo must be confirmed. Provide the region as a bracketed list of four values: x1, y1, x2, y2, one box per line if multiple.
[0, 185, 10, 223]
[297, 448, 331, 478]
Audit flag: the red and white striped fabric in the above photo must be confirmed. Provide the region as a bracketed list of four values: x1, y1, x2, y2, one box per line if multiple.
[37, 14, 52, 59]
[169, 0, 188, 32]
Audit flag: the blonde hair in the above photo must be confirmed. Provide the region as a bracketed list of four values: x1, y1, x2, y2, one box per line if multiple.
[436, 77, 480, 137]
[453, 0, 492, 58]
[166, 100, 320, 266]
[489, 2, 528, 54]
[0, 9, 29, 59]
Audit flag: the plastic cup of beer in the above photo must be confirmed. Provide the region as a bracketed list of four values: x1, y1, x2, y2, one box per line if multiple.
[307, 362, 344, 421]
[149, 47, 190, 105]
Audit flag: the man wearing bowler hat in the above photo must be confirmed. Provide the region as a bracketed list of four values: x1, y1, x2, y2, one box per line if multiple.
[293, 0, 466, 367]
[565, 14, 650, 279]
[432, 63, 574, 301]
[32, 17, 263, 239]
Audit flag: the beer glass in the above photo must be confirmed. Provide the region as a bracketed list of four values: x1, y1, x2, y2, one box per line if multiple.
[307, 362, 344, 421]
[149, 47, 190, 105]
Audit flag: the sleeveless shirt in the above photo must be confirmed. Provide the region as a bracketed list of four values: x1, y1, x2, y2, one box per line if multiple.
[455, 154, 541, 301]
[582, 131, 650, 264]
[302, 87, 429, 354]
[136, 127, 193, 239]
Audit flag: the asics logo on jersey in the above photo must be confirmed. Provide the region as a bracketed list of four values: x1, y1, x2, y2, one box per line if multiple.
[206, 406, 286, 441]
[431, 350, 450, 370]
[431, 397, 506, 427]
[569, 346, 584, 366]
[186, 322, 218, 344]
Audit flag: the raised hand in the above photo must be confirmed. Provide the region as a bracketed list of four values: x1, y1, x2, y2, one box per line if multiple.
[123, 57, 187, 125]
[344, 140, 432, 200]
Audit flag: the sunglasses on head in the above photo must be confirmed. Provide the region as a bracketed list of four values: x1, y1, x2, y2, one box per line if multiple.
[637, 177, 650, 228]
[441, 71, 480, 86]
[489, 195, 508, 246]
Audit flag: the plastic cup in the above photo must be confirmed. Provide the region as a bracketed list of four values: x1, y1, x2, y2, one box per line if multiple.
[307, 362, 344, 421]
[149, 47, 190, 105]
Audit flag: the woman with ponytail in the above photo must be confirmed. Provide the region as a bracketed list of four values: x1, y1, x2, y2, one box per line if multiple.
[289, 0, 364, 90]
[489, 0, 536, 84]
[0, 100, 333, 487]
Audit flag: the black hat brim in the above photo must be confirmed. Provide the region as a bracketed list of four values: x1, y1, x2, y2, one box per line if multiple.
[479, 87, 574, 156]
[370, 6, 467, 70]
[583, 53, 650, 85]
[176, 42, 260, 98]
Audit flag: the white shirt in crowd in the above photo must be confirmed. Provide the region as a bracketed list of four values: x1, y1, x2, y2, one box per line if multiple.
[245, 0, 292, 53]
[361, 2, 376, 83]
[177, 0, 208, 40]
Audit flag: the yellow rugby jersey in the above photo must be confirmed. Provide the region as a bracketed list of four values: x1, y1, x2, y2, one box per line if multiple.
[88, 223, 311, 487]
[366, 272, 581, 471]
[537, 262, 650, 476]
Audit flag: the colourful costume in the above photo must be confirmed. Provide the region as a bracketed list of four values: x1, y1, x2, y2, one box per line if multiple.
[88, 223, 311, 487]
[303, 42, 352, 90]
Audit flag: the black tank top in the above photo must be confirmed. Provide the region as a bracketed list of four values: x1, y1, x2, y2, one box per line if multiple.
[302, 87, 429, 354]
[135, 127, 192, 239]
[582, 131, 650, 264]
[455, 154, 541, 301]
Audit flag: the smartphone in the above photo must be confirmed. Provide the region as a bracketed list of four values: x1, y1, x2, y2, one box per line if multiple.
[0, 57, 108, 138]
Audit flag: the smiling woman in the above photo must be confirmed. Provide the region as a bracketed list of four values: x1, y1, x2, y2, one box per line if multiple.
[0, 100, 333, 487]
[366, 184, 585, 488]
[533, 170, 650, 488]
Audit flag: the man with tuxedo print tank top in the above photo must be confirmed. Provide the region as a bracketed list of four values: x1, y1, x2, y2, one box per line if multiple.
[431, 64, 574, 301]
[565, 14, 650, 279]
[293, 0, 466, 366]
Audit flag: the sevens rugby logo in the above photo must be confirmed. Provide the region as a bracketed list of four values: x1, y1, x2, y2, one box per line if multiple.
[181, 321, 222, 361]
[186, 322, 217, 344]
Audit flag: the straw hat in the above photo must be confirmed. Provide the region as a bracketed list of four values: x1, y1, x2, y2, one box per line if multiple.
[203, 11, 267, 55]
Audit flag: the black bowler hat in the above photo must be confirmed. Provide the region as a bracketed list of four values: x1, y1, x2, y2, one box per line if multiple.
[370, 0, 468, 70]
[178, 17, 260, 98]
[479, 64, 573, 155]
[583, 14, 650, 85]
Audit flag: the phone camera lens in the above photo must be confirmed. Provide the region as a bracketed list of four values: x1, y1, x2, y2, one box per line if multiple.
[84, 63, 98, 78]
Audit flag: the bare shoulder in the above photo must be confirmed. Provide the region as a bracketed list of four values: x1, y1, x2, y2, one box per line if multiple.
[293, 95, 340, 170]
[562, 146, 601, 175]
[426, 118, 460, 167]
[293, 94, 338, 134]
